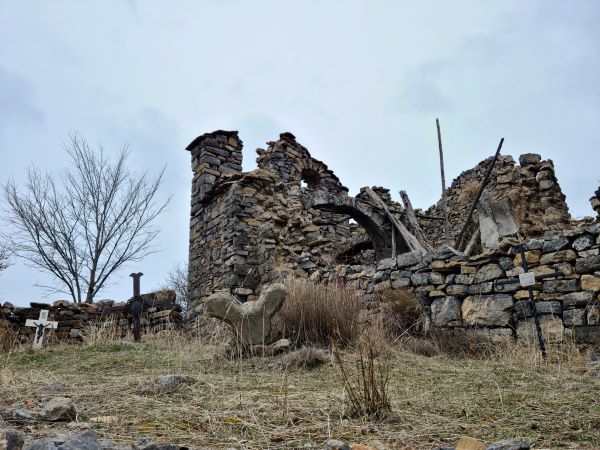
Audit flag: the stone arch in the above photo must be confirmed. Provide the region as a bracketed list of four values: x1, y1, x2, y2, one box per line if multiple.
[312, 193, 409, 261]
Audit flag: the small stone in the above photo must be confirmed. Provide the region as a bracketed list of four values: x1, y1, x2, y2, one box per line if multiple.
[513, 251, 541, 266]
[0, 428, 25, 450]
[542, 237, 570, 253]
[431, 297, 462, 326]
[563, 291, 594, 309]
[57, 430, 101, 450]
[519, 153, 541, 166]
[153, 375, 194, 394]
[573, 234, 595, 251]
[539, 250, 576, 265]
[324, 439, 351, 450]
[23, 438, 57, 450]
[576, 255, 600, 274]
[270, 338, 291, 354]
[376, 258, 396, 271]
[456, 436, 485, 450]
[41, 397, 76, 422]
[486, 438, 531, 450]
[581, 275, 600, 291]
[542, 279, 579, 293]
[474, 264, 504, 283]
[396, 251, 423, 268]
[563, 309, 586, 327]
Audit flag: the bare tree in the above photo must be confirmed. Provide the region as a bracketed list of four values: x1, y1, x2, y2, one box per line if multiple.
[162, 262, 188, 310]
[2, 134, 169, 303]
[0, 243, 10, 273]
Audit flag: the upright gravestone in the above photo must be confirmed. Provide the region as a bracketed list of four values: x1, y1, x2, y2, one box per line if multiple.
[25, 310, 58, 349]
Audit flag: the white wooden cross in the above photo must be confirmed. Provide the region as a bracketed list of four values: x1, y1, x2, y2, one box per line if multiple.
[25, 310, 58, 349]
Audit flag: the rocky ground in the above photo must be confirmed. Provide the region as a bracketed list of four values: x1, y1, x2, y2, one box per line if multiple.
[1, 334, 599, 449]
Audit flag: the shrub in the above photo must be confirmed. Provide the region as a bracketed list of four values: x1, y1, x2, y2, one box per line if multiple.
[275, 280, 362, 347]
[378, 289, 427, 340]
[0, 326, 18, 353]
[332, 333, 391, 418]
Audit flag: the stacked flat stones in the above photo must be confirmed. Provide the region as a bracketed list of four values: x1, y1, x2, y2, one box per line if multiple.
[422, 153, 571, 248]
[329, 222, 600, 344]
[0, 290, 180, 345]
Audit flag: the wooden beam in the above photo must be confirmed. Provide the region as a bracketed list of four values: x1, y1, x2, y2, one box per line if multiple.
[436, 118, 449, 245]
[364, 187, 427, 254]
[454, 138, 505, 251]
[399, 190, 433, 251]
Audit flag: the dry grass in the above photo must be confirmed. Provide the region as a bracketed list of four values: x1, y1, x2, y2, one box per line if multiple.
[1, 328, 599, 449]
[378, 289, 427, 340]
[275, 281, 362, 347]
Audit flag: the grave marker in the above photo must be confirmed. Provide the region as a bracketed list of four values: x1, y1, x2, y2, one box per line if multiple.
[25, 310, 58, 348]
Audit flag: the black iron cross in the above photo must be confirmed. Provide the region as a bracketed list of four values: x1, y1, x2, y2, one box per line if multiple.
[496, 245, 564, 359]
[128, 272, 144, 342]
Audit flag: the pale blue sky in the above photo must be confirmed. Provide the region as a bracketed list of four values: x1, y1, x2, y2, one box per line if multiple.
[1, 1, 599, 306]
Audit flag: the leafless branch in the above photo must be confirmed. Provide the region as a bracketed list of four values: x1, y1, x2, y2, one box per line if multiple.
[2, 133, 170, 303]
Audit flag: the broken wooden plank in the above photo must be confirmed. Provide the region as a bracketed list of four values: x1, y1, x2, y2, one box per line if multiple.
[399, 190, 433, 251]
[364, 187, 427, 254]
[436, 118, 450, 244]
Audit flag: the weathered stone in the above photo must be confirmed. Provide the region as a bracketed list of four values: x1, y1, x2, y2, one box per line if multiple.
[153, 375, 194, 394]
[474, 264, 504, 283]
[466, 282, 494, 295]
[573, 234, 595, 251]
[376, 258, 396, 271]
[515, 300, 561, 318]
[519, 153, 541, 165]
[563, 309, 586, 327]
[513, 251, 541, 266]
[0, 428, 25, 450]
[396, 251, 423, 269]
[575, 255, 600, 274]
[431, 297, 461, 326]
[323, 439, 351, 450]
[542, 279, 579, 293]
[410, 273, 430, 286]
[456, 436, 485, 450]
[41, 397, 76, 422]
[23, 439, 57, 450]
[390, 277, 411, 289]
[539, 250, 576, 265]
[541, 236, 570, 253]
[461, 295, 513, 326]
[581, 274, 600, 291]
[205, 283, 287, 345]
[517, 316, 564, 343]
[563, 291, 594, 309]
[486, 438, 531, 450]
[587, 305, 600, 325]
[58, 430, 101, 450]
[446, 284, 468, 296]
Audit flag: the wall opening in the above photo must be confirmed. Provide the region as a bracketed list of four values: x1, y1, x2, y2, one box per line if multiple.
[300, 169, 320, 190]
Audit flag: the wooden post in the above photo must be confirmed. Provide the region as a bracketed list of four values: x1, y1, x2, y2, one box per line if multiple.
[364, 187, 427, 254]
[454, 138, 505, 251]
[399, 190, 432, 251]
[436, 118, 449, 245]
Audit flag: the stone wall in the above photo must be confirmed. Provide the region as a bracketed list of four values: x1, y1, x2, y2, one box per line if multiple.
[421, 153, 571, 249]
[0, 291, 180, 346]
[328, 221, 600, 344]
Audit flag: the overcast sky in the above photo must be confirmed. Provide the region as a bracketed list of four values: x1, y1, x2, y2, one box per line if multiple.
[1, 1, 599, 306]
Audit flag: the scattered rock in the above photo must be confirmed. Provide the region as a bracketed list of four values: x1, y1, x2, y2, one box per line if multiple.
[23, 438, 57, 450]
[456, 436, 485, 450]
[153, 375, 194, 394]
[324, 439, 351, 450]
[58, 430, 101, 450]
[40, 397, 76, 422]
[486, 438, 531, 450]
[0, 428, 25, 450]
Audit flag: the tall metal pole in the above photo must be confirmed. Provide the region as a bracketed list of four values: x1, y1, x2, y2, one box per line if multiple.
[436, 118, 449, 245]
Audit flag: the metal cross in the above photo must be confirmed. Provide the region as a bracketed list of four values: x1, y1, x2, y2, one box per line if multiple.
[496, 244, 564, 359]
[25, 310, 58, 349]
[128, 272, 144, 342]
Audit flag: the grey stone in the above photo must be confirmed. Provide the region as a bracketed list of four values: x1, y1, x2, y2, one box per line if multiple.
[58, 431, 101, 450]
[486, 438, 531, 450]
[563, 291, 594, 309]
[539, 250, 577, 265]
[576, 255, 600, 274]
[542, 279, 579, 293]
[390, 277, 411, 289]
[466, 282, 494, 295]
[474, 264, 504, 284]
[494, 280, 520, 294]
[563, 309, 586, 327]
[24, 439, 57, 450]
[206, 283, 287, 345]
[40, 397, 76, 422]
[430, 272, 444, 285]
[410, 273, 430, 286]
[431, 297, 462, 326]
[519, 153, 541, 165]
[542, 237, 570, 253]
[446, 284, 468, 296]
[0, 428, 25, 450]
[323, 439, 351, 450]
[573, 234, 595, 251]
[396, 251, 423, 268]
[153, 375, 194, 394]
[12, 409, 34, 420]
[573, 326, 600, 344]
[461, 294, 514, 326]
[376, 257, 396, 271]
[515, 300, 561, 318]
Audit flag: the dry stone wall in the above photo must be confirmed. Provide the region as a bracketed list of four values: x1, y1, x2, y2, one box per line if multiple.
[329, 221, 600, 344]
[0, 291, 180, 346]
[421, 153, 571, 249]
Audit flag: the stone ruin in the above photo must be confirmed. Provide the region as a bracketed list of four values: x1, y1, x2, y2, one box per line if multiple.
[185, 130, 599, 344]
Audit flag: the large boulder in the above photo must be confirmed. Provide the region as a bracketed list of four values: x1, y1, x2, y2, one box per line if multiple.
[205, 283, 287, 345]
[40, 397, 76, 422]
